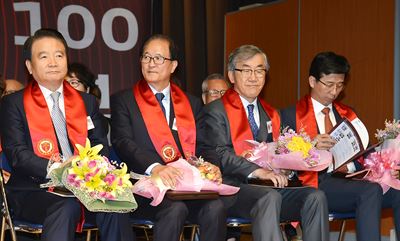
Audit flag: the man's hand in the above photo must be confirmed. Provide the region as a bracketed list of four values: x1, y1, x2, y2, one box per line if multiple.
[252, 168, 288, 188]
[314, 134, 336, 150]
[391, 165, 400, 179]
[335, 165, 349, 174]
[151, 165, 183, 189]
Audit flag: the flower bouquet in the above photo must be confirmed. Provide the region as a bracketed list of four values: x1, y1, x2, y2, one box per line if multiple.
[359, 119, 400, 193]
[131, 157, 239, 206]
[48, 139, 137, 213]
[375, 119, 400, 143]
[246, 127, 332, 172]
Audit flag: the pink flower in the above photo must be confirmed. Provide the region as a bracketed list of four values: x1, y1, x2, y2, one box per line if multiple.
[104, 174, 116, 185]
[88, 160, 97, 168]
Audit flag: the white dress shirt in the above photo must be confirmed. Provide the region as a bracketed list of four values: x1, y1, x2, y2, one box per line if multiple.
[148, 83, 171, 125]
[38, 84, 65, 118]
[38, 84, 65, 176]
[239, 96, 260, 128]
[145, 83, 172, 175]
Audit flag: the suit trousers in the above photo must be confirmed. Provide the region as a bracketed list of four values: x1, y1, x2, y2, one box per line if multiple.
[132, 194, 226, 241]
[221, 184, 329, 241]
[319, 173, 382, 241]
[382, 187, 400, 239]
[8, 189, 134, 241]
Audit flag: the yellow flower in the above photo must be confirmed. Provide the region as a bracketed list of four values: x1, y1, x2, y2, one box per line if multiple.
[75, 138, 104, 161]
[69, 157, 91, 180]
[287, 136, 312, 158]
[84, 172, 105, 192]
[113, 163, 133, 189]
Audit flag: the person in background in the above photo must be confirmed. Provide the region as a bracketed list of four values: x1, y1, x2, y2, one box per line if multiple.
[201, 73, 229, 104]
[0, 28, 134, 241]
[0, 78, 24, 183]
[66, 63, 109, 141]
[280, 51, 400, 241]
[2, 79, 24, 97]
[66, 63, 96, 92]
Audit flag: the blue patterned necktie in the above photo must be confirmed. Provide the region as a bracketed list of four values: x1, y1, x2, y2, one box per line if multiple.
[155, 93, 166, 117]
[50, 92, 73, 159]
[247, 104, 259, 140]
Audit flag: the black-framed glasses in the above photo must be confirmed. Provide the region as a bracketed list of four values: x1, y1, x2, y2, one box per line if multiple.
[141, 54, 172, 65]
[204, 89, 227, 97]
[234, 68, 267, 79]
[66, 78, 82, 88]
[318, 79, 345, 90]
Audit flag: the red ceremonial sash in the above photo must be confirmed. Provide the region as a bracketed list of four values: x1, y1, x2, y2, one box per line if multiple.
[222, 88, 280, 156]
[23, 80, 88, 159]
[296, 95, 358, 187]
[133, 80, 196, 163]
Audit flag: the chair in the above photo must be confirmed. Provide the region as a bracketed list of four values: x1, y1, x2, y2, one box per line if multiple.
[329, 212, 356, 241]
[0, 154, 98, 241]
[131, 218, 197, 241]
[226, 217, 252, 228]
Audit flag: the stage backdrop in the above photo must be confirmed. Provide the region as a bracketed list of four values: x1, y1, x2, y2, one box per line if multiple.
[0, 0, 152, 111]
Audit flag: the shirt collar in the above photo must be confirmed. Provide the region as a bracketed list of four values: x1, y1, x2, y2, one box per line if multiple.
[148, 83, 171, 101]
[239, 95, 258, 110]
[311, 97, 332, 114]
[38, 83, 64, 99]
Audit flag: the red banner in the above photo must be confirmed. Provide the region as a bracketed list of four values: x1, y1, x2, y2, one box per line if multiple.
[0, 0, 151, 111]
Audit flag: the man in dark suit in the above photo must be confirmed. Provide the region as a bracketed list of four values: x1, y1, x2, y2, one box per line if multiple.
[111, 34, 226, 241]
[0, 29, 133, 241]
[199, 44, 329, 241]
[280, 51, 400, 241]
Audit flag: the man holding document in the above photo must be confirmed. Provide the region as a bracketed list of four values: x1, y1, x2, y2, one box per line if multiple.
[280, 51, 400, 240]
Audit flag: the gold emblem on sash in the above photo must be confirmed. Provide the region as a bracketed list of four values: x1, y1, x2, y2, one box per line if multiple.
[37, 139, 54, 156]
[161, 144, 177, 162]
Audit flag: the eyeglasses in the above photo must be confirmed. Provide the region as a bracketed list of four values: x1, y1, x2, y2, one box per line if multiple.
[141, 54, 172, 65]
[318, 80, 345, 91]
[234, 68, 267, 79]
[66, 78, 82, 88]
[204, 89, 227, 97]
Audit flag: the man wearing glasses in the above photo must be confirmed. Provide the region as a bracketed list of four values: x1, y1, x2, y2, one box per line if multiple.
[111, 34, 225, 241]
[199, 45, 329, 241]
[201, 73, 229, 104]
[280, 51, 400, 241]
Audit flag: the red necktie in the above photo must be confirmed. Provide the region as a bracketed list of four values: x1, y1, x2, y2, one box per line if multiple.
[322, 107, 333, 133]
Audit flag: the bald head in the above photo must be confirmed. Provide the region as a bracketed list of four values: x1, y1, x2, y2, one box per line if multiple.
[2, 79, 24, 97]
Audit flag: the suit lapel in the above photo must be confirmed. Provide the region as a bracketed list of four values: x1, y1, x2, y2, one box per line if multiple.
[257, 103, 271, 142]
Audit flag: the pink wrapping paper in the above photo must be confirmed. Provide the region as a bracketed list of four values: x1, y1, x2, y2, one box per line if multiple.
[132, 159, 239, 206]
[363, 140, 400, 194]
[245, 141, 332, 171]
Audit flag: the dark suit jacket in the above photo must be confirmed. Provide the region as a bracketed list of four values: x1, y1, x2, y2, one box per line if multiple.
[110, 88, 202, 174]
[198, 98, 273, 186]
[0, 89, 109, 191]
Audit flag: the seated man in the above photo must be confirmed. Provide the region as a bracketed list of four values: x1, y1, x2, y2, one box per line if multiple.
[111, 34, 226, 241]
[280, 51, 400, 241]
[199, 44, 329, 241]
[0, 28, 133, 241]
[201, 73, 229, 104]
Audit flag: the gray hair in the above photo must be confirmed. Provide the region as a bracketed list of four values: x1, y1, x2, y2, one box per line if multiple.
[201, 73, 226, 93]
[227, 45, 270, 71]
